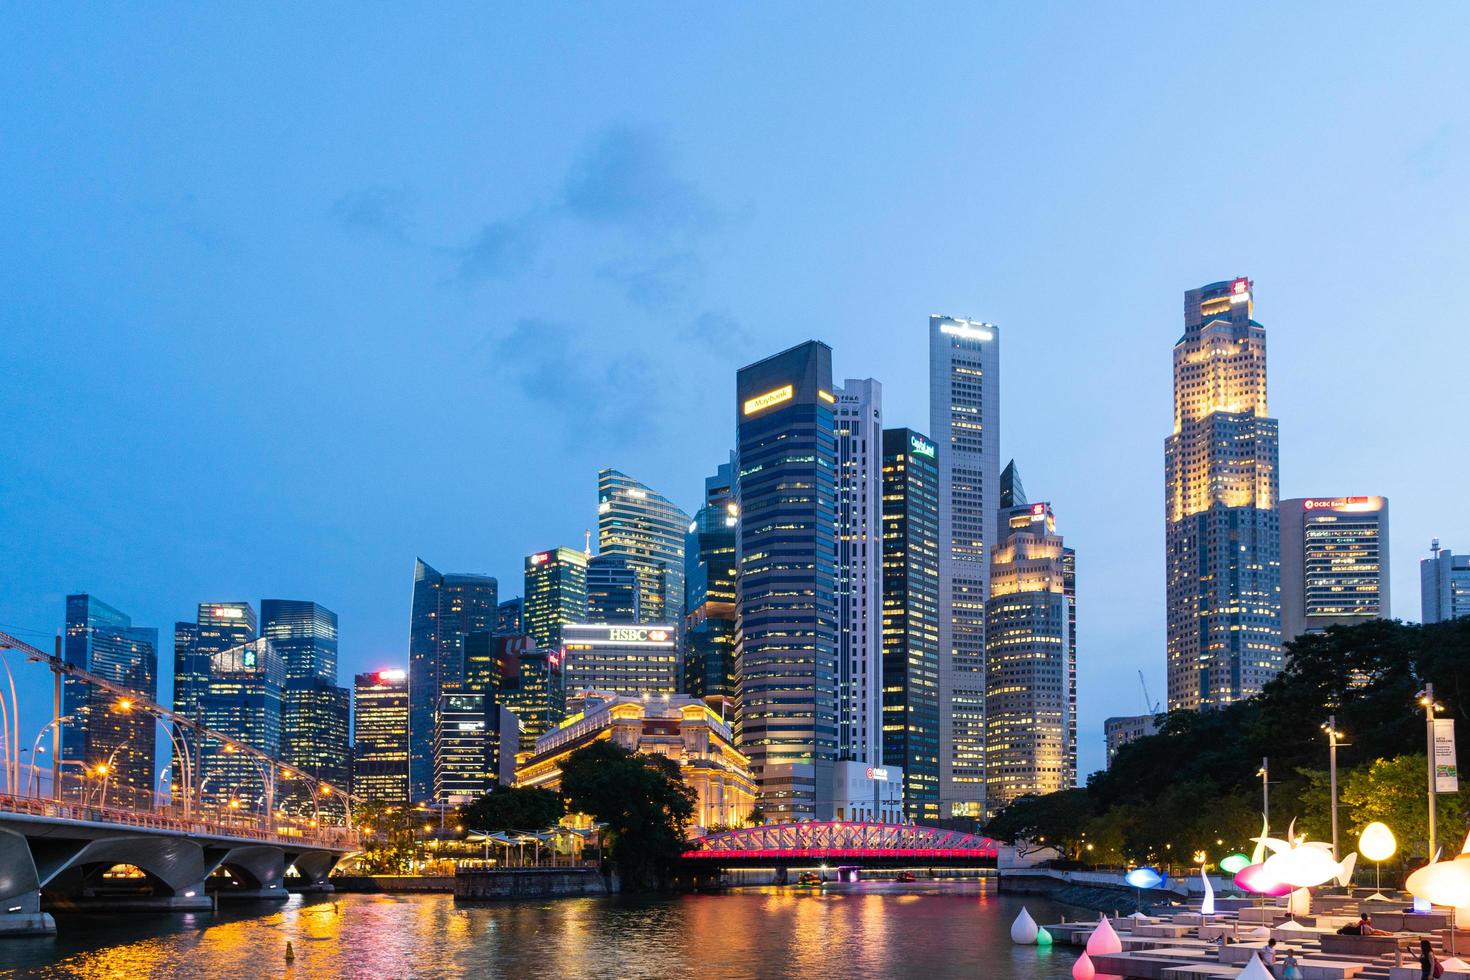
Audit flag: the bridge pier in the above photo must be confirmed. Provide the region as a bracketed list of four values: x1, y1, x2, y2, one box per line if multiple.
[206, 845, 290, 903]
[285, 850, 340, 894]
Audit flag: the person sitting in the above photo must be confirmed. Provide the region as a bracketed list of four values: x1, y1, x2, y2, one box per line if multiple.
[1357, 914, 1390, 936]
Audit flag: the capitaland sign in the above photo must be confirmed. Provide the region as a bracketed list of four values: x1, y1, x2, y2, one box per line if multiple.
[743, 384, 794, 416]
[909, 435, 936, 459]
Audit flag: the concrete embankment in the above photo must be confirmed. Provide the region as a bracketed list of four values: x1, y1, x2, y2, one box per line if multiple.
[454, 868, 618, 901]
[331, 875, 456, 893]
[998, 868, 1232, 916]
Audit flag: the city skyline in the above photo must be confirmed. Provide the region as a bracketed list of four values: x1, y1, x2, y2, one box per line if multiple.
[5, 5, 1469, 781]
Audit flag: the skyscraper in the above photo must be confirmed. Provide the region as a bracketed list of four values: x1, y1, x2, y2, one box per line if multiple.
[586, 554, 642, 623]
[498, 634, 565, 753]
[262, 599, 349, 787]
[352, 669, 409, 804]
[496, 597, 524, 635]
[1280, 497, 1390, 642]
[1164, 278, 1282, 711]
[434, 690, 490, 804]
[200, 637, 285, 807]
[834, 379, 883, 766]
[683, 456, 738, 712]
[62, 595, 158, 807]
[1422, 543, 1470, 623]
[984, 477, 1074, 815]
[560, 623, 679, 703]
[734, 340, 838, 821]
[407, 559, 498, 801]
[597, 469, 691, 626]
[928, 314, 1000, 818]
[524, 547, 587, 651]
[880, 428, 942, 823]
[174, 601, 256, 722]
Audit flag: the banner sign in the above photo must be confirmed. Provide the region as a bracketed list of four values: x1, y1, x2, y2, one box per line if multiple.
[1434, 718, 1459, 793]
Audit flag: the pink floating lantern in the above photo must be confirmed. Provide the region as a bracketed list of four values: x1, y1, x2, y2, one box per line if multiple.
[1072, 952, 1096, 980]
[1235, 862, 1293, 897]
[1085, 915, 1123, 955]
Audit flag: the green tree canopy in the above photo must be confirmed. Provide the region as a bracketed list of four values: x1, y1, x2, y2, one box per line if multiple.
[560, 740, 696, 889]
[458, 786, 566, 833]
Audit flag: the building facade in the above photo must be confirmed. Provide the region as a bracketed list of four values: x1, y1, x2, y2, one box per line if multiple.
[524, 547, 588, 652]
[407, 559, 498, 801]
[928, 314, 1000, 818]
[880, 428, 942, 823]
[586, 554, 642, 624]
[62, 595, 158, 807]
[683, 456, 738, 713]
[517, 693, 756, 831]
[262, 599, 349, 788]
[351, 669, 410, 805]
[497, 635, 565, 754]
[1104, 714, 1161, 768]
[496, 597, 524, 635]
[1422, 543, 1470, 624]
[1279, 497, 1390, 642]
[433, 689, 491, 804]
[734, 341, 839, 820]
[834, 378, 884, 768]
[560, 623, 679, 705]
[984, 486, 1074, 815]
[597, 469, 691, 626]
[1164, 278, 1282, 711]
[174, 601, 256, 723]
[200, 637, 285, 807]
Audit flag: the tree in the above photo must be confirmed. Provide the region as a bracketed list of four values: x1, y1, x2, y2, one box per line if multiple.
[560, 740, 696, 890]
[985, 789, 1095, 858]
[1340, 754, 1469, 865]
[459, 786, 565, 833]
[352, 800, 418, 874]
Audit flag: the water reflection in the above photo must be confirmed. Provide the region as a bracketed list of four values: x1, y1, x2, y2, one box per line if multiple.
[3, 882, 1080, 979]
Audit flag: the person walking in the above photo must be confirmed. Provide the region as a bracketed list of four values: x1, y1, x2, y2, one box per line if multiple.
[1420, 938, 1442, 980]
[1281, 950, 1300, 980]
[1260, 938, 1279, 978]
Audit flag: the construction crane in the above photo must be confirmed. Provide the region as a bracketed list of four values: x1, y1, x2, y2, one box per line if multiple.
[1138, 671, 1161, 715]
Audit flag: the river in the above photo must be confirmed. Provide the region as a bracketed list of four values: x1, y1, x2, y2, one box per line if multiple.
[0, 882, 1084, 979]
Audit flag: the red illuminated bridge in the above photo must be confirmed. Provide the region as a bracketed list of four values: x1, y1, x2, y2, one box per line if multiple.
[681, 821, 998, 867]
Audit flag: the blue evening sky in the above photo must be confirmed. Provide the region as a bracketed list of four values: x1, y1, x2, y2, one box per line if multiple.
[3, 4, 1467, 779]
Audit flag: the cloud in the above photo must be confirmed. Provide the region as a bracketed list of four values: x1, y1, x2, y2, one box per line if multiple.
[487, 317, 662, 446]
[454, 220, 536, 282]
[682, 311, 757, 357]
[330, 186, 414, 240]
[598, 251, 703, 310]
[562, 126, 718, 234]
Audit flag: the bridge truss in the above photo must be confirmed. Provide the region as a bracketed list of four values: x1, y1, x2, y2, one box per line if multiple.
[681, 821, 997, 862]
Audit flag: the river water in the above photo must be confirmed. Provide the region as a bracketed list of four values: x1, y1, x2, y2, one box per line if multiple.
[1, 882, 1084, 979]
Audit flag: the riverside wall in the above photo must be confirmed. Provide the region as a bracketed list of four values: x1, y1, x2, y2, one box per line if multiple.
[454, 867, 618, 901]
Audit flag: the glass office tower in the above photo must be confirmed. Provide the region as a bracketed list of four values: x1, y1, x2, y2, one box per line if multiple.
[834, 378, 884, 767]
[1164, 278, 1281, 710]
[928, 314, 1000, 818]
[62, 595, 158, 807]
[352, 669, 410, 805]
[1280, 496, 1390, 641]
[683, 455, 738, 712]
[524, 547, 587, 651]
[597, 469, 690, 626]
[495, 597, 524, 635]
[262, 599, 349, 787]
[407, 559, 497, 801]
[200, 637, 285, 807]
[174, 602, 256, 722]
[586, 554, 642, 623]
[1422, 543, 1470, 623]
[734, 340, 839, 821]
[880, 429, 942, 823]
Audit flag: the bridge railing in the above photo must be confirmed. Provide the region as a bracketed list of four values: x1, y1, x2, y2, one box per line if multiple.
[0, 792, 358, 850]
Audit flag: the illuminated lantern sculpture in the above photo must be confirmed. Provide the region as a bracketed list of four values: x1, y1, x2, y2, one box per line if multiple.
[1238, 953, 1275, 980]
[1220, 853, 1252, 875]
[1235, 863, 1293, 897]
[1036, 927, 1053, 946]
[1406, 833, 1470, 916]
[1124, 867, 1165, 890]
[1010, 906, 1039, 944]
[1358, 822, 1397, 901]
[1200, 863, 1216, 916]
[1086, 915, 1123, 956]
[1072, 952, 1096, 980]
[1256, 820, 1357, 914]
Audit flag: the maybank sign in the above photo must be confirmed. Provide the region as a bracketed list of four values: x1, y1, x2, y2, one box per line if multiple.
[909, 435, 936, 459]
[742, 384, 793, 416]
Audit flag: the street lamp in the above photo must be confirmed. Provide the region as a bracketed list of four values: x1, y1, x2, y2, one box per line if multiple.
[1321, 717, 1349, 861]
[1416, 686, 1445, 860]
[96, 741, 129, 809]
[28, 716, 73, 797]
[1256, 758, 1271, 833]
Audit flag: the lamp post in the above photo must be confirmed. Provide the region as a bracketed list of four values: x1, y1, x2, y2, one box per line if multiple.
[28, 716, 72, 797]
[1321, 717, 1349, 862]
[1417, 685, 1443, 860]
[1256, 758, 1270, 832]
[97, 741, 129, 809]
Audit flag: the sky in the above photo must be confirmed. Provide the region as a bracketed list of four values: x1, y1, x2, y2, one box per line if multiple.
[2, 4, 1467, 780]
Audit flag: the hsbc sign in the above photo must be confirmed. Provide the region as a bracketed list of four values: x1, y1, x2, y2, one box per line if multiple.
[584, 626, 675, 645]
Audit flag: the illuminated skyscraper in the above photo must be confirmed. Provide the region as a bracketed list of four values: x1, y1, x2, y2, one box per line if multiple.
[262, 599, 348, 787]
[496, 597, 524, 635]
[1422, 543, 1470, 624]
[407, 559, 498, 801]
[734, 341, 838, 820]
[586, 554, 641, 623]
[174, 601, 256, 722]
[561, 623, 679, 704]
[62, 595, 158, 807]
[524, 547, 588, 651]
[984, 475, 1074, 815]
[1165, 278, 1281, 711]
[880, 428, 942, 823]
[352, 669, 409, 804]
[683, 456, 738, 711]
[928, 314, 999, 818]
[834, 378, 883, 766]
[200, 637, 285, 807]
[597, 469, 690, 625]
[1280, 497, 1390, 641]
[498, 634, 565, 753]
